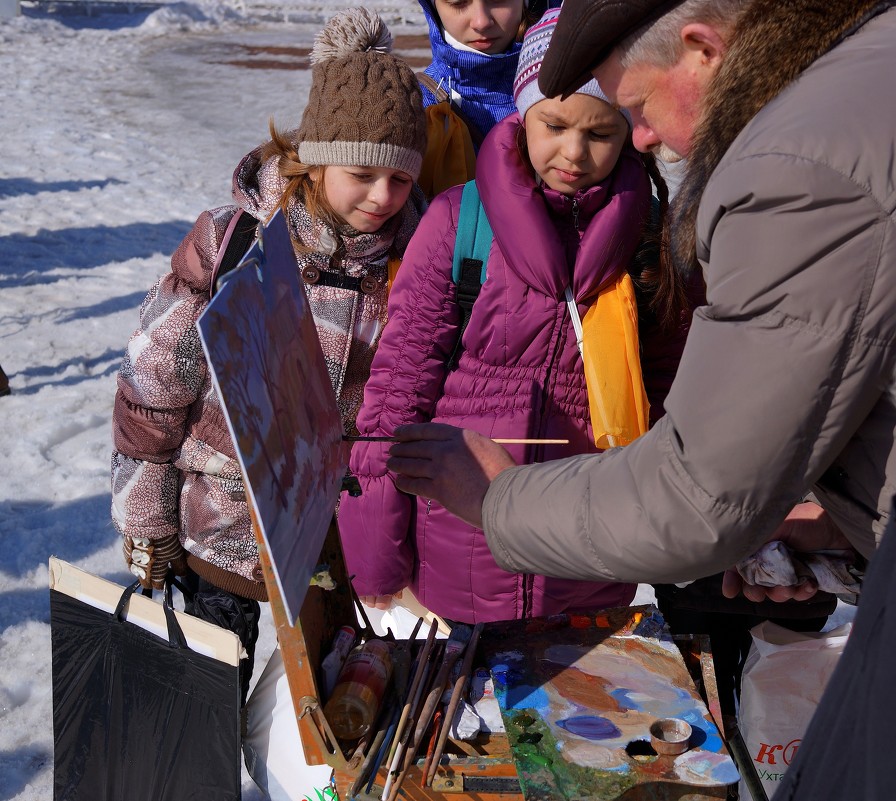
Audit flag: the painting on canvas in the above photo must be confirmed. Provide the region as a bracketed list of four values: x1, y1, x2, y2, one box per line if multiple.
[197, 210, 347, 626]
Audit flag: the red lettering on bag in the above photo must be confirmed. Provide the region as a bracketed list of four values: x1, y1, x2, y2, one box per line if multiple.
[783, 739, 801, 765]
[755, 743, 784, 764]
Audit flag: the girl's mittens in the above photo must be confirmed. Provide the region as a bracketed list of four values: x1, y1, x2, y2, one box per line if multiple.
[123, 533, 189, 590]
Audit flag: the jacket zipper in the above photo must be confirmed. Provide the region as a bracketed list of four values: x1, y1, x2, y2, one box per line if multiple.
[522, 309, 566, 619]
[571, 197, 580, 232]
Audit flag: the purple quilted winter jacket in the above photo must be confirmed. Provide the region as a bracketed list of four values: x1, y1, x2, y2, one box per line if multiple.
[338, 114, 690, 624]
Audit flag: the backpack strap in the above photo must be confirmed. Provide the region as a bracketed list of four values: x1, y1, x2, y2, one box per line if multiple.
[211, 210, 260, 296]
[415, 72, 485, 149]
[416, 71, 450, 104]
[447, 180, 492, 371]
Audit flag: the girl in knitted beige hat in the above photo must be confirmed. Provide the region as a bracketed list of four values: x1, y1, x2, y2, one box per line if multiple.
[110, 7, 427, 738]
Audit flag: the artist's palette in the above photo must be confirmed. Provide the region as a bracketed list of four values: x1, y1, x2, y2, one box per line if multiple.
[478, 605, 739, 801]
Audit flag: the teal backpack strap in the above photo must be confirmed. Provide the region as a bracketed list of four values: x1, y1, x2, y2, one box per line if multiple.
[448, 180, 492, 371]
[452, 180, 492, 284]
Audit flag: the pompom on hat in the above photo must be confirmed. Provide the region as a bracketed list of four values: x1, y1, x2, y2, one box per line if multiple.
[538, 0, 685, 98]
[513, 8, 630, 124]
[296, 7, 427, 180]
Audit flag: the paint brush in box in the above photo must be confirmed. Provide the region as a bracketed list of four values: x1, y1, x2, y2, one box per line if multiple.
[424, 622, 484, 786]
[381, 621, 440, 800]
[386, 625, 473, 801]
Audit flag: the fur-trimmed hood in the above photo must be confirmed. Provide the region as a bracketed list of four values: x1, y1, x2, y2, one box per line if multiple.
[671, 0, 896, 275]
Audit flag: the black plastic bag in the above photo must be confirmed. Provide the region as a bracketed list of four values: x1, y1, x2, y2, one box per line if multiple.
[50, 563, 241, 801]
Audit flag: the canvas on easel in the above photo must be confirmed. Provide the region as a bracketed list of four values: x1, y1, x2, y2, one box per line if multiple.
[196, 209, 347, 628]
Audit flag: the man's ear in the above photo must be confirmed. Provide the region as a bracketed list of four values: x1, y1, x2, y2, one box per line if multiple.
[680, 22, 728, 70]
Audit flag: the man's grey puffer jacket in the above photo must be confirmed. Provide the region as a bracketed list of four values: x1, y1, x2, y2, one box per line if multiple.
[483, 0, 896, 583]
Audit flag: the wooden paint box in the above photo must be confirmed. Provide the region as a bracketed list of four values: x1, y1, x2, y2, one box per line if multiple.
[257, 518, 739, 801]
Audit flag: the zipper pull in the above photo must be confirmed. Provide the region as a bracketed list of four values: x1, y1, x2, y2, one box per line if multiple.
[564, 285, 584, 360]
[571, 197, 580, 231]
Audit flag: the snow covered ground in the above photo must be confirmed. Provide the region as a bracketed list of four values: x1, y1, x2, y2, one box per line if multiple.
[0, 2, 855, 799]
[0, 2, 430, 797]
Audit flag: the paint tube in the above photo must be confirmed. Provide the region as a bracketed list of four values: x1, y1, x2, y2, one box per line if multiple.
[320, 625, 356, 699]
[449, 700, 482, 740]
[469, 667, 504, 733]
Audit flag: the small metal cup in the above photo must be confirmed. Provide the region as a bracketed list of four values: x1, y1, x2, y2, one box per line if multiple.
[649, 718, 692, 755]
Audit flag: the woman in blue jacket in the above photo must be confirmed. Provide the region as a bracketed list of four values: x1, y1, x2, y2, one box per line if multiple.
[417, 0, 551, 143]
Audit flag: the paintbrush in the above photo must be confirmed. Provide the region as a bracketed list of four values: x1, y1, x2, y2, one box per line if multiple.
[385, 619, 438, 767]
[344, 435, 569, 445]
[381, 652, 436, 800]
[381, 622, 440, 799]
[362, 701, 401, 797]
[387, 625, 473, 801]
[382, 651, 436, 801]
[375, 627, 414, 762]
[350, 689, 399, 798]
[420, 709, 442, 787]
[424, 622, 484, 786]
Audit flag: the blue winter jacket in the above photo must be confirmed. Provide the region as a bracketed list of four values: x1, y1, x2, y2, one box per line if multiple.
[418, 0, 523, 141]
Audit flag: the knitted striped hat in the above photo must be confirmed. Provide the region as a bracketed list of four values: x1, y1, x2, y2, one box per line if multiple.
[296, 8, 427, 179]
[513, 7, 630, 125]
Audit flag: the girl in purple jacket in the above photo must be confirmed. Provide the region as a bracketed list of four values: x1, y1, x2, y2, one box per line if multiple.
[338, 8, 692, 625]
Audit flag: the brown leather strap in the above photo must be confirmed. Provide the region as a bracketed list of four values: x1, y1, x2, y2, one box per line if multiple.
[416, 71, 450, 103]
[416, 72, 485, 148]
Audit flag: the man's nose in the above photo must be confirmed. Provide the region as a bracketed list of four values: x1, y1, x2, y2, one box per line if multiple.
[630, 123, 660, 154]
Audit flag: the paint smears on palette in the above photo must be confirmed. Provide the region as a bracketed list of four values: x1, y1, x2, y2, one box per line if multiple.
[478, 605, 740, 800]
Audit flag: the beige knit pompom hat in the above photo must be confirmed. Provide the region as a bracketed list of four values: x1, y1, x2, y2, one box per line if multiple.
[296, 7, 427, 180]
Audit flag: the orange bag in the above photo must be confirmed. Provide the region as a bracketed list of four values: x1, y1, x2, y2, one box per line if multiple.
[417, 102, 477, 200]
[416, 74, 477, 200]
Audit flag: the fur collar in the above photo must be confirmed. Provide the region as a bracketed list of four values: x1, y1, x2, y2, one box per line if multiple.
[670, 0, 895, 275]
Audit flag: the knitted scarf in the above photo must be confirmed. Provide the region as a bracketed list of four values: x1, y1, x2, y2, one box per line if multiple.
[286, 188, 425, 432]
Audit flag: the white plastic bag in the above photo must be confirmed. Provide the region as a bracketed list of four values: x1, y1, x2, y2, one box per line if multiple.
[738, 620, 851, 800]
[242, 645, 335, 801]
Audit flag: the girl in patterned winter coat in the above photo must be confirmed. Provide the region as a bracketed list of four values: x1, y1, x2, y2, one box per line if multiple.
[110, 8, 427, 701]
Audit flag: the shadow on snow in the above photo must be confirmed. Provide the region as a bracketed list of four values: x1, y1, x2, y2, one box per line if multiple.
[0, 176, 124, 199]
[0, 219, 193, 283]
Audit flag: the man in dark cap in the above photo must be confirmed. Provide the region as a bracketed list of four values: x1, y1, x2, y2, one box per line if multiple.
[385, 1, 896, 795]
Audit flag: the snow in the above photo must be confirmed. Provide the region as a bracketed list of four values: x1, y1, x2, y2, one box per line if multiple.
[0, 2, 428, 797]
[0, 2, 855, 799]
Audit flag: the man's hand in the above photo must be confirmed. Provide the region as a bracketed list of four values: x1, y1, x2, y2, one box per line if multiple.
[387, 423, 517, 528]
[722, 501, 855, 602]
